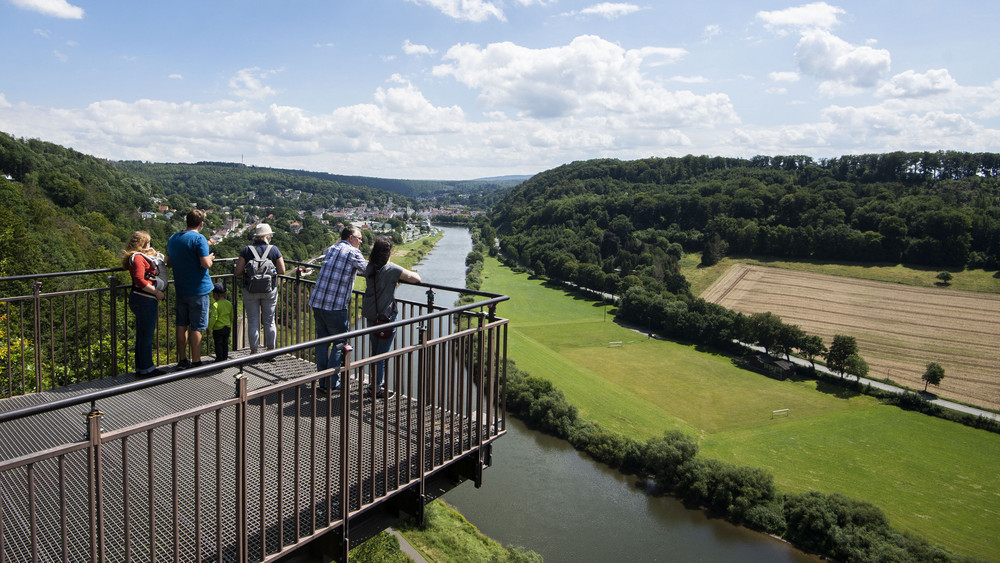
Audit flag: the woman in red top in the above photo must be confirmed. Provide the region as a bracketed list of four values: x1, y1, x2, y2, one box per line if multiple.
[122, 231, 166, 377]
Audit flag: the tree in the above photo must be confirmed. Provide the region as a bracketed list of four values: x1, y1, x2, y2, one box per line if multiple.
[826, 334, 858, 377]
[797, 334, 827, 370]
[922, 362, 946, 392]
[777, 324, 805, 361]
[843, 353, 869, 382]
[746, 312, 783, 356]
[935, 271, 953, 285]
[700, 233, 727, 266]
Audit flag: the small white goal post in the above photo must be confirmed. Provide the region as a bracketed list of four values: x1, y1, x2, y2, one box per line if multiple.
[771, 408, 790, 419]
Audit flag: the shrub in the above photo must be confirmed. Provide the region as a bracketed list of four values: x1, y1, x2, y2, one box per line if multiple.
[744, 503, 786, 536]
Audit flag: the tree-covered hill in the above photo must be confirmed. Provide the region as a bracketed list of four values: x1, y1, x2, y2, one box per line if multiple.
[0, 132, 158, 282]
[116, 161, 523, 209]
[0, 133, 431, 287]
[493, 152, 1000, 280]
[488, 152, 1000, 346]
[114, 161, 410, 211]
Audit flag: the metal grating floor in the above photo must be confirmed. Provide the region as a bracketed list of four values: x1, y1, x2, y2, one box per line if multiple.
[0, 351, 490, 562]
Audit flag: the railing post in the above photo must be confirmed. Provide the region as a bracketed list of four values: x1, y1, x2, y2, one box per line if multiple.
[230, 263, 238, 352]
[234, 372, 248, 562]
[415, 325, 429, 524]
[108, 275, 120, 378]
[474, 312, 486, 488]
[31, 281, 42, 391]
[338, 345, 354, 562]
[85, 401, 105, 563]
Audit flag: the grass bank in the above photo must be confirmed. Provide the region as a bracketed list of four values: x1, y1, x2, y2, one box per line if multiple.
[348, 500, 540, 562]
[482, 257, 1000, 561]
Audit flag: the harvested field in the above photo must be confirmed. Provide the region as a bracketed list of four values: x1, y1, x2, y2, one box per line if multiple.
[702, 264, 1000, 411]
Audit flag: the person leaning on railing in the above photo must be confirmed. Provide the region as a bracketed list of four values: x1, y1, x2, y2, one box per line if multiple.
[362, 235, 421, 399]
[234, 223, 285, 354]
[308, 225, 367, 392]
[122, 231, 167, 378]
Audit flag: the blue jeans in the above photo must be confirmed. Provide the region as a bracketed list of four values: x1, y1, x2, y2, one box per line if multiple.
[244, 289, 277, 350]
[129, 292, 158, 374]
[313, 307, 349, 389]
[369, 312, 397, 388]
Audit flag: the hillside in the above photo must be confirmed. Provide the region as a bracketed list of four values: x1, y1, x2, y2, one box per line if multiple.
[0, 132, 158, 284]
[0, 132, 517, 288]
[117, 161, 523, 208]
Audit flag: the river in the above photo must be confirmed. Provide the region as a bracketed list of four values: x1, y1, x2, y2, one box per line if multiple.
[400, 226, 817, 563]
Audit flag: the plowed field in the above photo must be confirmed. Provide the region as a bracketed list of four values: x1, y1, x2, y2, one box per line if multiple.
[702, 264, 1000, 411]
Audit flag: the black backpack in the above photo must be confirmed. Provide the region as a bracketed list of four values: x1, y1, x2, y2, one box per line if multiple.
[244, 245, 276, 293]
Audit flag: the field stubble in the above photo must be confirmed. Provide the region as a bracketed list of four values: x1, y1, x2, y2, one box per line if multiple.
[702, 264, 1000, 411]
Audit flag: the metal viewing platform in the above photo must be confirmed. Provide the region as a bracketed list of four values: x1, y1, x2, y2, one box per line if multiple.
[0, 261, 509, 562]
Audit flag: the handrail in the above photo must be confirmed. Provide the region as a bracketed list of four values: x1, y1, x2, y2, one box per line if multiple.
[0, 290, 507, 423]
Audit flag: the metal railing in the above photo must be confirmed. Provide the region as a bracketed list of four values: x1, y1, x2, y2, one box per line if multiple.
[0, 261, 509, 562]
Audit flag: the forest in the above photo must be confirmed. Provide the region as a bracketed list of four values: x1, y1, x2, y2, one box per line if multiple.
[488, 152, 1000, 369]
[0, 133, 432, 291]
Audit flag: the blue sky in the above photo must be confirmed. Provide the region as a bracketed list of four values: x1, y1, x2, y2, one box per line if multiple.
[1, 0, 998, 180]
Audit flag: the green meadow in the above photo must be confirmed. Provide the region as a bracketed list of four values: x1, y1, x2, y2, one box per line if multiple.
[482, 257, 1000, 561]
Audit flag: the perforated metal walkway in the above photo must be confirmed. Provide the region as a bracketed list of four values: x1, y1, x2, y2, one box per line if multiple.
[0, 351, 495, 562]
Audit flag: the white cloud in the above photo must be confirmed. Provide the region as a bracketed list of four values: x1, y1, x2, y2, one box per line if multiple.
[53, 50, 67, 63]
[795, 29, 890, 89]
[769, 71, 800, 83]
[11, 0, 83, 19]
[229, 68, 280, 100]
[877, 69, 957, 98]
[669, 75, 709, 84]
[578, 3, 641, 20]
[0, 93, 10, 108]
[404, 0, 505, 22]
[756, 2, 844, 35]
[33, 28, 50, 38]
[703, 24, 721, 41]
[169, 74, 183, 80]
[402, 40, 437, 56]
[432, 35, 722, 127]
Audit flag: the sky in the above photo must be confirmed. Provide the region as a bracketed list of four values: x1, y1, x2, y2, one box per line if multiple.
[1, 0, 998, 180]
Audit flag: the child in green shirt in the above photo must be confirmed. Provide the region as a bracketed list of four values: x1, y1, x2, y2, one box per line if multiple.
[207, 283, 233, 362]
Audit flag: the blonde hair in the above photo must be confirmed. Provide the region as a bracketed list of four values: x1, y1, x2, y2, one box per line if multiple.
[121, 231, 155, 269]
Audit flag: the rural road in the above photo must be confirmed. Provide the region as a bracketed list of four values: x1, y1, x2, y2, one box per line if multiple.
[742, 343, 1000, 422]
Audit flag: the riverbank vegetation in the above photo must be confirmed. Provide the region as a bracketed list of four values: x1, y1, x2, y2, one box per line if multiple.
[471, 252, 997, 561]
[348, 501, 541, 562]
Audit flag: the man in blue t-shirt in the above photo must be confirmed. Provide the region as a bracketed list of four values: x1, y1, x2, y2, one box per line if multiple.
[166, 209, 215, 369]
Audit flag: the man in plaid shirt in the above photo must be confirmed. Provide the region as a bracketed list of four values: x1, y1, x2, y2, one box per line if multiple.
[309, 225, 367, 390]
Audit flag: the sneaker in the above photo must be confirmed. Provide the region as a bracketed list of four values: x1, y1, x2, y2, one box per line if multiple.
[191, 361, 203, 369]
[176, 359, 192, 370]
[134, 368, 165, 379]
[317, 385, 341, 396]
[376, 388, 395, 400]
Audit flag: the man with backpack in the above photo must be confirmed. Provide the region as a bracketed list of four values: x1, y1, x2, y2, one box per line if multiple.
[235, 223, 285, 354]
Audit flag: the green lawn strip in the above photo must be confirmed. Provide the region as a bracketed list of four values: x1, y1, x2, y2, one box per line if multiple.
[507, 324, 696, 436]
[484, 256, 1000, 561]
[682, 253, 1000, 295]
[397, 500, 535, 562]
[701, 408, 1000, 560]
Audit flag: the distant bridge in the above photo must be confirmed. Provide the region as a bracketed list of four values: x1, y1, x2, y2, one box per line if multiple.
[0, 261, 509, 561]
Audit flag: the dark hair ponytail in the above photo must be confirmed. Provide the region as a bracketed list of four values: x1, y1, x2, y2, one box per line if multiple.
[367, 235, 393, 279]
